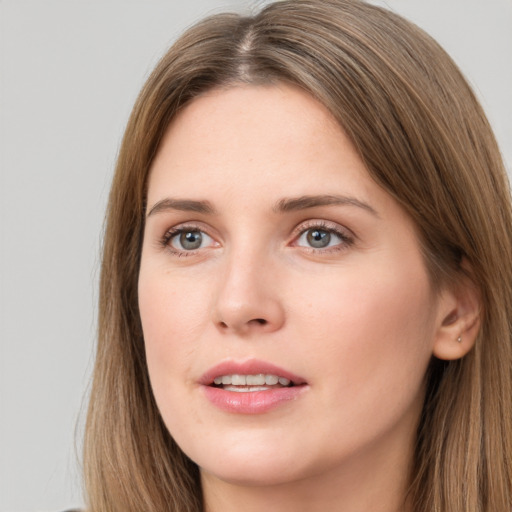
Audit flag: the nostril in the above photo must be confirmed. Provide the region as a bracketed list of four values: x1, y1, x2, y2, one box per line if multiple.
[217, 318, 269, 330]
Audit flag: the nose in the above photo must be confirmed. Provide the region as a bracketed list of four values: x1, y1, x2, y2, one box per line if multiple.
[212, 249, 285, 336]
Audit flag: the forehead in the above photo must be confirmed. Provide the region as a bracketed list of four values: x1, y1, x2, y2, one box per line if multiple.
[147, 84, 378, 206]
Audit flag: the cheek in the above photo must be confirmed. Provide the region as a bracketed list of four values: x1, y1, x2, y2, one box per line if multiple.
[139, 261, 212, 336]
[138, 273, 209, 444]
[297, 260, 436, 409]
[138, 269, 210, 392]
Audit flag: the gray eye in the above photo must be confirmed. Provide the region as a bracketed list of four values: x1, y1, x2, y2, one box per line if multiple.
[306, 229, 331, 248]
[296, 226, 346, 250]
[175, 230, 203, 250]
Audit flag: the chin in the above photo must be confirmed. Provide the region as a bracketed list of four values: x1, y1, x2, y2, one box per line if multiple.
[199, 459, 309, 488]
[183, 434, 312, 487]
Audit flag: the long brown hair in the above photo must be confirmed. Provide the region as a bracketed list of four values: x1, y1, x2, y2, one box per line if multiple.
[83, 1, 512, 510]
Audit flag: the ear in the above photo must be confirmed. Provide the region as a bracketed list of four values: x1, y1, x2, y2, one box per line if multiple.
[432, 268, 481, 361]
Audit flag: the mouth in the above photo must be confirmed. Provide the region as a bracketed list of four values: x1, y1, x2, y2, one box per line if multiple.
[200, 360, 308, 414]
[211, 373, 294, 392]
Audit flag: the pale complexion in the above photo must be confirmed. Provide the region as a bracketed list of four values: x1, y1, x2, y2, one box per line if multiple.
[138, 84, 476, 512]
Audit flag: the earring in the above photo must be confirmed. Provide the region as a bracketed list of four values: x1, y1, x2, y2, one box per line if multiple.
[457, 335, 462, 343]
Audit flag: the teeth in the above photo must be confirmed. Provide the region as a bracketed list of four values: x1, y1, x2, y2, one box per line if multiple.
[224, 386, 269, 392]
[265, 374, 278, 385]
[231, 374, 246, 385]
[212, 374, 291, 387]
[246, 374, 265, 385]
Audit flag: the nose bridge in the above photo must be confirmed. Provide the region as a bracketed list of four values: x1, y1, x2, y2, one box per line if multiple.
[212, 237, 284, 334]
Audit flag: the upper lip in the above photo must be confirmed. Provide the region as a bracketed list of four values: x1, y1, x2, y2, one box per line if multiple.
[199, 359, 307, 386]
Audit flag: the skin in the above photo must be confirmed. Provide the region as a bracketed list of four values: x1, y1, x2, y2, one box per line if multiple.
[138, 84, 463, 512]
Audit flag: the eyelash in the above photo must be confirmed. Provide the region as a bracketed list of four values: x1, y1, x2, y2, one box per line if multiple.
[159, 223, 212, 257]
[292, 220, 355, 253]
[159, 220, 355, 256]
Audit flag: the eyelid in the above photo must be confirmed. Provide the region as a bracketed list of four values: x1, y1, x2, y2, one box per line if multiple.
[292, 219, 354, 237]
[290, 219, 356, 250]
[160, 222, 220, 255]
[156, 218, 355, 256]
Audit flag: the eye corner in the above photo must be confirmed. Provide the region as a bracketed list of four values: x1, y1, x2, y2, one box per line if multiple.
[291, 219, 355, 253]
[159, 223, 220, 256]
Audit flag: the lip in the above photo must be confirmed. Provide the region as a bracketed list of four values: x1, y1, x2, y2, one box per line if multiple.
[199, 359, 307, 386]
[200, 359, 308, 414]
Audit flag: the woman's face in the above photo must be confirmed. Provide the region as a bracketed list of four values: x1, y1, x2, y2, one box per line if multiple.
[138, 84, 445, 488]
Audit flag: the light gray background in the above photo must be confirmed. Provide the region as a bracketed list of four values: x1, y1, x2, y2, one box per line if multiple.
[1, 1, 511, 511]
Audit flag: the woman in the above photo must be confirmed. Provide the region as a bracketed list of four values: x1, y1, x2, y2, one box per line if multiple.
[83, 0, 512, 511]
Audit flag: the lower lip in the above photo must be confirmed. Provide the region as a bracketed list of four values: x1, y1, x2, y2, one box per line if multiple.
[202, 385, 307, 414]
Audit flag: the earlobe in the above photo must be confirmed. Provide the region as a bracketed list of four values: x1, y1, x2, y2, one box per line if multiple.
[432, 272, 481, 361]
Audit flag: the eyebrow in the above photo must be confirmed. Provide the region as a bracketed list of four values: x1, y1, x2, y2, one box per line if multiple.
[147, 198, 217, 217]
[274, 194, 379, 217]
[146, 194, 378, 218]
